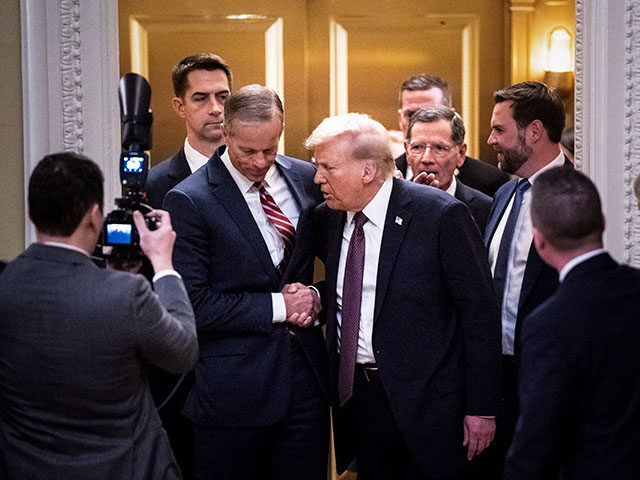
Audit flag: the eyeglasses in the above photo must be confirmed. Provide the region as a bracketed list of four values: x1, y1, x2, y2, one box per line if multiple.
[406, 141, 456, 158]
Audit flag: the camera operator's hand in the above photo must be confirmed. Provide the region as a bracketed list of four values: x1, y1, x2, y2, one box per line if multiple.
[133, 209, 176, 273]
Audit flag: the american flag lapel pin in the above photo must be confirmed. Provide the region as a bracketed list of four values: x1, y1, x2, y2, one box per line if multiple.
[395, 216, 403, 226]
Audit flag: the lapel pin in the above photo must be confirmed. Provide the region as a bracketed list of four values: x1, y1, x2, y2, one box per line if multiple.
[395, 216, 403, 226]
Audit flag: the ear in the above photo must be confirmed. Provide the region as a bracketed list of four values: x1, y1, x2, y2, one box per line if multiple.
[456, 143, 467, 168]
[172, 96, 186, 118]
[528, 119, 545, 143]
[532, 226, 547, 255]
[87, 203, 103, 232]
[362, 159, 378, 184]
[397, 108, 404, 130]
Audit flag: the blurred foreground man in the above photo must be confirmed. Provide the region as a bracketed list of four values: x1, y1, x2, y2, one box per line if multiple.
[164, 85, 329, 480]
[0, 152, 198, 479]
[505, 167, 640, 479]
[309, 113, 501, 480]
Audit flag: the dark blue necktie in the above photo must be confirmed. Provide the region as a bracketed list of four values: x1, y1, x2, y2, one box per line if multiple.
[493, 179, 531, 307]
[338, 211, 368, 406]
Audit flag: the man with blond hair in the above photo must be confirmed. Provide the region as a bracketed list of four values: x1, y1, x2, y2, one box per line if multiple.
[309, 113, 502, 479]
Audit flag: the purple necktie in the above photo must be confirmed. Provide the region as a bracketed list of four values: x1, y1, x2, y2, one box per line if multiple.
[338, 211, 368, 406]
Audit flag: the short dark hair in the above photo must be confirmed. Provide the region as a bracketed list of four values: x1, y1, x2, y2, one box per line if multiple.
[28, 152, 104, 237]
[494, 81, 566, 143]
[224, 84, 283, 134]
[399, 74, 452, 107]
[531, 167, 604, 251]
[561, 126, 574, 155]
[172, 53, 232, 98]
[406, 106, 465, 144]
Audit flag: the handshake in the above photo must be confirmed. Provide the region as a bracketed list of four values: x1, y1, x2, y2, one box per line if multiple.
[282, 283, 322, 328]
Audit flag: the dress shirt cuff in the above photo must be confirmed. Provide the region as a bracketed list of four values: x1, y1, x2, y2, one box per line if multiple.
[152, 269, 182, 283]
[271, 293, 286, 323]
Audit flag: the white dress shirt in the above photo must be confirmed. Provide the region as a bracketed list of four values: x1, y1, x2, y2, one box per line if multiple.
[220, 150, 301, 323]
[336, 178, 393, 364]
[488, 151, 565, 355]
[184, 138, 211, 174]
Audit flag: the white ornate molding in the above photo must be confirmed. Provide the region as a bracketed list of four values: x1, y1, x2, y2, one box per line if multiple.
[59, 0, 84, 153]
[21, 0, 120, 246]
[574, 0, 584, 171]
[624, 0, 640, 266]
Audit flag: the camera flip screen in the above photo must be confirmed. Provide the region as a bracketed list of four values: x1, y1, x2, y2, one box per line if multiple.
[106, 223, 133, 245]
[123, 155, 145, 173]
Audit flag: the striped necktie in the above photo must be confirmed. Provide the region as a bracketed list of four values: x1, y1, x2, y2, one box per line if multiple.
[256, 182, 296, 272]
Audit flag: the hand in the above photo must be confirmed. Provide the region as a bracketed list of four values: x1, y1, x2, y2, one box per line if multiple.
[463, 415, 495, 460]
[413, 171, 441, 189]
[282, 283, 318, 327]
[133, 209, 176, 273]
[393, 169, 404, 179]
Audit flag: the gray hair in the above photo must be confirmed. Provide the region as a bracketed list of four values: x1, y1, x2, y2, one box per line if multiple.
[224, 84, 283, 133]
[406, 106, 466, 145]
[305, 113, 395, 178]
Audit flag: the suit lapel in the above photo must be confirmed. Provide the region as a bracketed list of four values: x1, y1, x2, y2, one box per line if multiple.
[207, 153, 281, 286]
[484, 180, 517, 246]
[168, 148, 192, 181]
[373, 179, 411, 323]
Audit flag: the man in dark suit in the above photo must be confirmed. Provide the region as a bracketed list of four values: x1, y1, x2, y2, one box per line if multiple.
[404, 106, 492, 233]
[0, 152, 198, 479]
[145, 53, 231, 478]
[504, 167, 640, 479]
[145, 53, 232, 209]
[164, 85, 329, 480]
[395, 73, 509, 196]
[479, 81, 572, 478]
[307, 113, 502, 479]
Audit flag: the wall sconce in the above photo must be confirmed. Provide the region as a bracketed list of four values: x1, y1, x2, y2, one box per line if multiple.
[543, 26, 574, 99]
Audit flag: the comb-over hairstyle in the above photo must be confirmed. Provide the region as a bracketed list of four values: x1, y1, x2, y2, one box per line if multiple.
[406, 106, 466, 144]
[305, 113, 395, 178]
[223, 84, 283, 134]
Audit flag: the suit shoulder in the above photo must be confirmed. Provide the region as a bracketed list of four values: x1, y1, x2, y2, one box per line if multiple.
[400, 178, 459, 210]
[280, 155, 316, 178]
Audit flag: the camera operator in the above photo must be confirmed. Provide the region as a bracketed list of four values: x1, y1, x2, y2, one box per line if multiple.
[0, 152, 198, 480]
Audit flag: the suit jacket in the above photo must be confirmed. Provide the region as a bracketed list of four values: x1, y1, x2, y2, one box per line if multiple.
[454, 179, 492, 234]
[317, 178, 502, 478]
[164, 149, 329, 428]
[395, 153, 510, 197]
[145, 148, 192, 209]
[483, 157, 573, 359]
[504, 253, 640, 479]
[0, 244, 198, 480]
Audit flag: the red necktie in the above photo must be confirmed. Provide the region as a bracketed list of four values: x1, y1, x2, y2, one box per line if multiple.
[256, 182, 296, 272]
[338, 211, 368, 406]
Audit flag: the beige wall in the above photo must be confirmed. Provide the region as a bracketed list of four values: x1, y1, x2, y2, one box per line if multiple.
[0, 0, 24, 263]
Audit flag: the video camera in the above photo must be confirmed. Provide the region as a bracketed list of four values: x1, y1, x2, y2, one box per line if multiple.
[96, 73, 156, 260]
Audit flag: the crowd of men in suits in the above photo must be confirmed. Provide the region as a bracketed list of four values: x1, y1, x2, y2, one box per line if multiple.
[1, 51, 640, 480]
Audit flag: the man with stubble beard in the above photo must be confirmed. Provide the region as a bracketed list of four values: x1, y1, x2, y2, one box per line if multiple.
[472, 81, 572, 479]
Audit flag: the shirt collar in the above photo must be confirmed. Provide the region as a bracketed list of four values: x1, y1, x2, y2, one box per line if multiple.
[184, 138, 211, 173]
[346, 177, 393, 229]
[527, 150, 565, 184]
[220, 148, 278, 193]
[559, 248, 607, 282]
[41, 241, 90, 257]
[445, 175, 457, 197]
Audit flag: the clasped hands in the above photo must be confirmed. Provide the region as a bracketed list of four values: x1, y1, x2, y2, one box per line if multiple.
[282, 283, 321, 328]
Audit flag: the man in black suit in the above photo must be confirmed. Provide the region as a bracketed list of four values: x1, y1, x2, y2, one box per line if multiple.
[145, 53, 232, 209]
[308, 113, 502, 479]
[395, 73, 509, 196]
[479, 81, 572, 478]
[0, 152, 197, 479]
[405, 106, 491, 233]
[504, 167, 640, 479]
[143, 53, 232, 478]
[164, 85, 329, 480]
